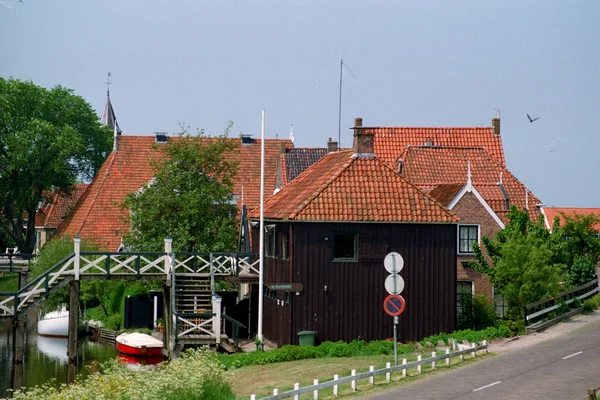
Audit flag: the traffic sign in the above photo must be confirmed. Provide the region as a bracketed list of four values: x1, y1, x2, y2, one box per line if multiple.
[384, 274, 405, 295]
[384, 252, 404, 273]
[383, 294, 406, 317]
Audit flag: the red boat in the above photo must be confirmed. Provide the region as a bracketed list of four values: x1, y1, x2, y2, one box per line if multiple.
[115, 332, 163, 357]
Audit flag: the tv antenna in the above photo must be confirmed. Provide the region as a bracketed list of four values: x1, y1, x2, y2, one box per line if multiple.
[338, 59, 356, 147]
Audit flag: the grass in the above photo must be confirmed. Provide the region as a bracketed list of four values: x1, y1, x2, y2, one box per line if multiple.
[0, 273, 19, 292]
[231, 349, 492, 399]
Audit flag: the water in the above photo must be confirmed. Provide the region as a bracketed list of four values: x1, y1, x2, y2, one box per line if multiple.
[0, 319, 119, 398]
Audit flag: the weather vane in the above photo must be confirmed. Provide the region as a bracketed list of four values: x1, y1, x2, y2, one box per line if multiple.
[104, 72, 112, 97]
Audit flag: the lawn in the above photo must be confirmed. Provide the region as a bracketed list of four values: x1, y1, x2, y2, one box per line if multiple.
[231, 350, 492, 399]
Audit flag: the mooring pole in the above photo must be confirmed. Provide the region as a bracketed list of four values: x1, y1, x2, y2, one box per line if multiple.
[12, 318, 26, 364]
[67, 237, 81, 373]
[67, 279, 80, 368]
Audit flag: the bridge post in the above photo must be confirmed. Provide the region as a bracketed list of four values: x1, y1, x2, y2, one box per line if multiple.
[67, 280, 80, 369]
[11, 318, 26, 364]
[164, 237, 172, 283]
[74, 237, 80, 281]
[212, 294, 222, 344]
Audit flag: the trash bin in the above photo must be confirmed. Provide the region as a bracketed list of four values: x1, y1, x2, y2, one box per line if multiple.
[298, 331, 317, 346]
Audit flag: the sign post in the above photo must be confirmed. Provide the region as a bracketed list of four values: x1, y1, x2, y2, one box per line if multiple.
[383, 252, 405, 366]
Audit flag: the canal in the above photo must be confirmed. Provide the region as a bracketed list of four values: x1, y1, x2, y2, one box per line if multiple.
[0, 318, 119, 398]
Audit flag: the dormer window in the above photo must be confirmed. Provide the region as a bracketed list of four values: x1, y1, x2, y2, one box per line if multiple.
[155, 132, 168, 144]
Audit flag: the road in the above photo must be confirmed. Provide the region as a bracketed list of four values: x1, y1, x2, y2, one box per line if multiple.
[365, 318, 600, 400]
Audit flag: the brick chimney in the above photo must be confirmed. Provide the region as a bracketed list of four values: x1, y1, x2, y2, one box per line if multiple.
[492, 116, 500, 136]
[353, 117, 374, 155]
[327, 138, 338, 153]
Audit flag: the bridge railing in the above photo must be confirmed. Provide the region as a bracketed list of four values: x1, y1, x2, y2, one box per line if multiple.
[0, 253, 35, 272]
[0, 237, 259, 317]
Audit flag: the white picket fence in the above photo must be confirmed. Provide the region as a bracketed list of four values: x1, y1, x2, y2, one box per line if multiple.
[252, 341, 488, 399]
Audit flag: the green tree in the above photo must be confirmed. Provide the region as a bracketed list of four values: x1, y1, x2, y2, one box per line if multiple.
[0, 78, 113, 253]
[123, 125, 239, 252]
[492, 232, 565, 319]
[551, 212, 600, 283]
[468, 207, 567, 320]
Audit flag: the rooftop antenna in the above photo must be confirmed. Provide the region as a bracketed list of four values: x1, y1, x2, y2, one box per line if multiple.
[338, 59, 356, 148]
[105, 71, 112, 98]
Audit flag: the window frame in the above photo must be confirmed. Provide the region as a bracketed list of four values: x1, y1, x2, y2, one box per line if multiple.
[456, 280, 474, 318]
[281, 228, 289, 260]
[332, 232, 358, 262]
[457, 224, 479, 255]
[265, 226, 277, 258]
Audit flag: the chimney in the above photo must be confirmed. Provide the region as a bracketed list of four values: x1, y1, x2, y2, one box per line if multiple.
[279, 142, 287, 155]
[353, 117, 374, 155]
[327, 138, 338, 153]
[492, 116, 500, 136]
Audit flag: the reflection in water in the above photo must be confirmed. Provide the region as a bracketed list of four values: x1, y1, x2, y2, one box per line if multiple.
[0, 319, 120, 397]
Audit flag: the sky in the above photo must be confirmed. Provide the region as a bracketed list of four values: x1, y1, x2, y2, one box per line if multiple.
[1, 0, 599, 207]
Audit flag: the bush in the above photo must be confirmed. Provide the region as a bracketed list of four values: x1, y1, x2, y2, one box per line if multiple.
[583, 294, 600, 313]
[11, 348, 233, 400]
[457, 294, 498, 331]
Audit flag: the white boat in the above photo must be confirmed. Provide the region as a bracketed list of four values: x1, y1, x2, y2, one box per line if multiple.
[37, 306, 69, 338]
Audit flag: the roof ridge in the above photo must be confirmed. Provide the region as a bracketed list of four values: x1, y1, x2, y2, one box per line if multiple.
[289, 152, 356, 219]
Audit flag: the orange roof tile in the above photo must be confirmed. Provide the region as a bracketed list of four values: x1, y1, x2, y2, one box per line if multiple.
[542, 207, 600, 232]
[400, 146, 542, 223]
[35, 184, 88, 228]
[369, 125, 505, 167]
[57, 135, 291, 250]
[249, 150, 458, 223]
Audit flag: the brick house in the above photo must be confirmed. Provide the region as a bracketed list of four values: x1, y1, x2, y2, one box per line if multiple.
[398, 145, 542, 316]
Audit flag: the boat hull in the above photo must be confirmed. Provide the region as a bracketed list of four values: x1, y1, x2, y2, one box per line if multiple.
[115, 333, 163, 357]
[37, 316, 69, 338]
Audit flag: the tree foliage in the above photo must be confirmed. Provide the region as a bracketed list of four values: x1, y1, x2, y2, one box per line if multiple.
[468, 206, 600, 320]
[123, 125, 239, 252]
[0, 78, 113, 253]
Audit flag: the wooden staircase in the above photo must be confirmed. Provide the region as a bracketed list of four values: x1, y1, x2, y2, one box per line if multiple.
[174, 275, 212, 314]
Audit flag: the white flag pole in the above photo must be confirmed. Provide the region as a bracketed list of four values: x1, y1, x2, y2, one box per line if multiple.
[258, 108, 265, 348]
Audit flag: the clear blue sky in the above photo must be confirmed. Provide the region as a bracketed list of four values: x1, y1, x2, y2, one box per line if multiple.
[1, 0, 599, 207]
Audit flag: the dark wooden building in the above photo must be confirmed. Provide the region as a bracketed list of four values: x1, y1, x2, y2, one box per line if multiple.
[250, 118, 459, 346]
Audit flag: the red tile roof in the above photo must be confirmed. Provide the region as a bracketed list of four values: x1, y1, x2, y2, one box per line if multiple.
[542, 207, 600, 232]
[368, 125, 505, 167]
[249, 150, 458, 223]
[400, 146, 542, 222]
[57, 135, 291, 250]
[35, 184, 88, 228]
[428, 184, 464, 206]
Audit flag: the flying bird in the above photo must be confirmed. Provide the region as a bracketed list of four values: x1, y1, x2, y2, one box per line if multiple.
[527, 113, 540, 123]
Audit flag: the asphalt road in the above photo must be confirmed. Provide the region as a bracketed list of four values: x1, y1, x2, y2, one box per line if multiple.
[365, 318, 600, 400]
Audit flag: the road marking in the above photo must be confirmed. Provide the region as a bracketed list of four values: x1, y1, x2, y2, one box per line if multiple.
[562, 351, 583, 360]
[473, 381, 502, 392]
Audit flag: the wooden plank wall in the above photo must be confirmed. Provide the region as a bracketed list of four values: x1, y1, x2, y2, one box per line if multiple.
[254, 222, 456, 346]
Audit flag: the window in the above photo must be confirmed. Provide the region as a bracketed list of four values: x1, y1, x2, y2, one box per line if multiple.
[494, 292, 508, 319]
[332, 233, 357, 261]
[458, 225, 479, 254]
[266, 226, 277, 258]
[281, 229, 289, 260]
[457, 281, 474, 319]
